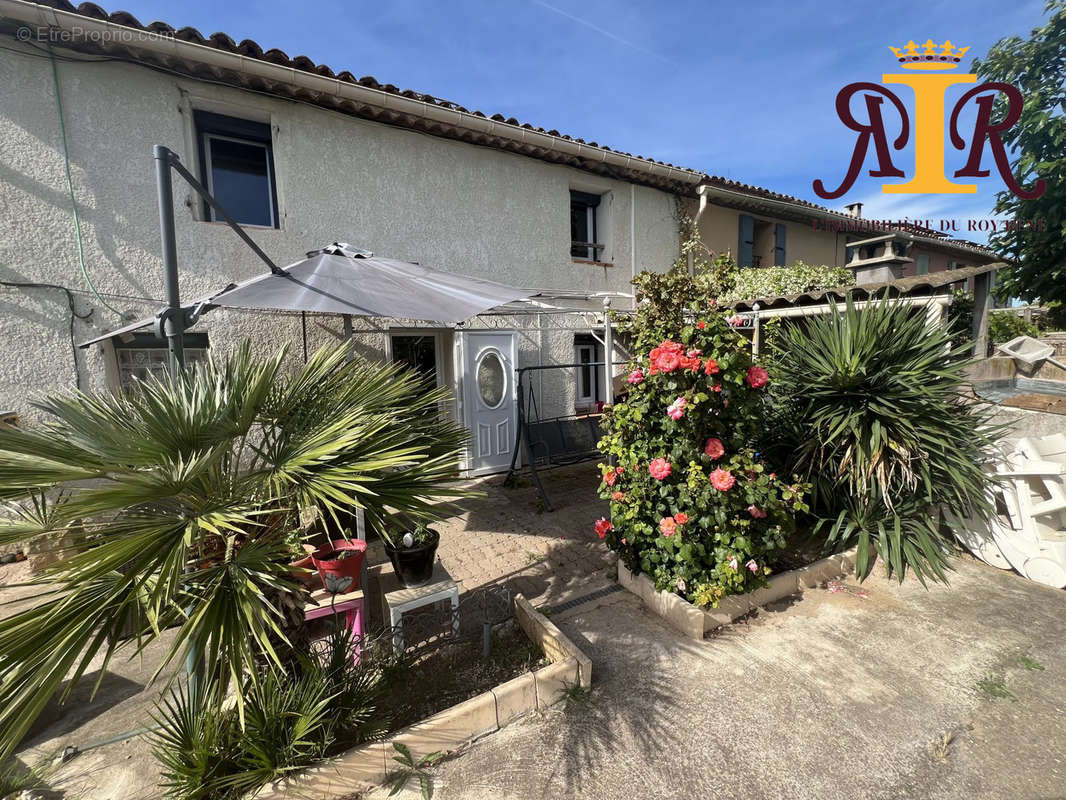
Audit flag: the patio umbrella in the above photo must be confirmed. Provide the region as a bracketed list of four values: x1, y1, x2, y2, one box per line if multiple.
[79, 243, 538, 346]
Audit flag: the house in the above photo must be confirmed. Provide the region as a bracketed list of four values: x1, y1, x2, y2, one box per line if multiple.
[0, 0, 1000, 474]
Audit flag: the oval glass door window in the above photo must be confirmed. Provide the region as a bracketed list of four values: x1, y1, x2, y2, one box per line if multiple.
[476, 351, 506, 408]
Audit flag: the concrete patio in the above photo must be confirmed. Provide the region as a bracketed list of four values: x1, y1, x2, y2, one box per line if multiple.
[393, 556, 1066, 800]
[6, 463, 1066, 800]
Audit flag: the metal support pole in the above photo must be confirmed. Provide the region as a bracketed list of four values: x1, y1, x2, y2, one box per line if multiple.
[342, 313, 354, 360]
[603, 297, 614, 469]
[752, 303, 761, 357]
[153, 145, 185, 373]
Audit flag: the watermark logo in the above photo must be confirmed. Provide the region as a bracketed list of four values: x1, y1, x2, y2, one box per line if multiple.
[813, 39, 1046, 200]
[15, 24, 174, 44]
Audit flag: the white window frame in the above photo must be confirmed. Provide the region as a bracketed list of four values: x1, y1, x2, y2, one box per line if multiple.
[201, 132, 277, 229]
[574, 342, 603, 407]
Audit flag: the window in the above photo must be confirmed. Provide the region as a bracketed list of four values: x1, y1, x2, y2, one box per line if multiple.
[574, 335, 603, 410]
[916, 253, 930, 275]
[389, 333, 440, 387]
[570, 190, 604, 261]
[195, 110, 278, 228]
[113, 332, 208, 390]
[738, 216, 786, 267]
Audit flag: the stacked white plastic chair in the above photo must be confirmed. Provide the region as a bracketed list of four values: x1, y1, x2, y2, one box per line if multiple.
[944, 434, 1066, 588]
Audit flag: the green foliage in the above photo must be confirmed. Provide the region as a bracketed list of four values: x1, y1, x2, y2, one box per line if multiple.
[0, 756, 52, 797]
[387, 742, 444, 800]
[719, 261, 853, 304]
[597, 263, 809, 604]
[152, 631, 395, 800]
[771, 297, 1000, 584]
[0, 342, 468, 761]
[989, 311, 1041, 343]
[973, 2, 1066, 307]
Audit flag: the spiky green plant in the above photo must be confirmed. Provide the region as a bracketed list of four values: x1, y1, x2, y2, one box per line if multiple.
[0, 342, 468, 760]
[771, 296, 1000, 583]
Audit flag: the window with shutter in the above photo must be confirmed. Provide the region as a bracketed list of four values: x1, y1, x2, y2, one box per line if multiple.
[738, 214, 755, 267]
[773, 223, 787, 265]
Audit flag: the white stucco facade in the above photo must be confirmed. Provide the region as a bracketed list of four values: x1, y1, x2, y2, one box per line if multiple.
[0, 47, 681, 429]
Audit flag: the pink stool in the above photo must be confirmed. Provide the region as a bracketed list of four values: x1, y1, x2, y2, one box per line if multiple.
[303, 587, 365, 662]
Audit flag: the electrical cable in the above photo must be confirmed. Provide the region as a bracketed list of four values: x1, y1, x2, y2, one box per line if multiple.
[47, 44, 125, 320]
[0, 279, 93, 389]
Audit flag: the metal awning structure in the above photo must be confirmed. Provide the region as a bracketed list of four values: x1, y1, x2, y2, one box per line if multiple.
[79, 243, 539, 348]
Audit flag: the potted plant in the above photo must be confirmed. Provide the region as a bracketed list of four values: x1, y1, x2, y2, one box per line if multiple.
[285, 530, 319, 588]
[384, 521, 440, 587]
[311, 535, 368, 592]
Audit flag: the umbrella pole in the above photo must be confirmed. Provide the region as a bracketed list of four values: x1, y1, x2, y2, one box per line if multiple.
[153, 145, 185, 373]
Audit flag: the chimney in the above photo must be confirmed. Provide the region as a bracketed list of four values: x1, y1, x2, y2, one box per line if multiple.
[843, 202, 863, 218]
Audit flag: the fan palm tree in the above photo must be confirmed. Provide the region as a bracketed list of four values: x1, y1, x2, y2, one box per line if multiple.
[0, 342, 469, 760]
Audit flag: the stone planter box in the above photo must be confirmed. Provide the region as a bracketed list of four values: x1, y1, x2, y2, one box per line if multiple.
[255, 594, 589, 799]
[618, 548, 857, 640]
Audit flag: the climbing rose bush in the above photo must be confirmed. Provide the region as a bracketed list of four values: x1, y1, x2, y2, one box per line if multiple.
[597, 264, 809, 606]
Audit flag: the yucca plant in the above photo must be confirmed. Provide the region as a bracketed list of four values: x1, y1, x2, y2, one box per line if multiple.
[770, 296, 1000, 583]
[0, 341, 468, 761]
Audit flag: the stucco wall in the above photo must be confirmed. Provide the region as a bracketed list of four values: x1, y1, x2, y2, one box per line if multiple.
[0, 49, 679, 419]
[696, 203, 846, 267]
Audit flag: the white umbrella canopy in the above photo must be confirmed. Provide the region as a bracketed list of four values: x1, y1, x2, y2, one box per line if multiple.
[211, 243, 535, 323]
[79, 244, 538, 346]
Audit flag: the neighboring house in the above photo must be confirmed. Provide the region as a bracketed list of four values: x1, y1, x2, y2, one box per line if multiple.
[687, 187, 999, 288]
[0, 0, 1001, 473]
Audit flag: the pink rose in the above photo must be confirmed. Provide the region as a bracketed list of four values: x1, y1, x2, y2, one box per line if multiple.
[667, 396, 687, 420]
[746, 366, 769, 389]
[648, 458, 672, 480]
[727, 315, 744, 327]
[659, 516, 677, 536]
[728, 554, 739, 571]
[704, 437, 725, 459]
[627, 368, 644, 385]
[710, 468, 735, 491]
[746, 559, 759, 573]
[748, 505, 767, 519]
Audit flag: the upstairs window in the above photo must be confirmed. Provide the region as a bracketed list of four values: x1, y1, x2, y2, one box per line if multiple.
[570, 190, 604, 261]
[195, 110, 278, 228]
[916, 253, 930, 275]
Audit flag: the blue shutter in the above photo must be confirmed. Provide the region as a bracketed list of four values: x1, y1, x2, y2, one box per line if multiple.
[774, 223, 787, 265]
[738, 214, 754, 267]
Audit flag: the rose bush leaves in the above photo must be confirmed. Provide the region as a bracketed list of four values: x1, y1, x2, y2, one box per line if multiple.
[596, 265, 808, 605]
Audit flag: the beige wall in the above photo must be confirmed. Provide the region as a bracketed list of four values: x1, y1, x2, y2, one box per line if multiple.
[695, 202, 846, 267]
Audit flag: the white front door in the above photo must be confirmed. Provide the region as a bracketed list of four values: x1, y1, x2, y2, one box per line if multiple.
[458, 331, 517, 476]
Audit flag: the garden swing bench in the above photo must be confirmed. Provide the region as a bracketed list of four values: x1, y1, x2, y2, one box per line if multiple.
[503, 361, 609, 511]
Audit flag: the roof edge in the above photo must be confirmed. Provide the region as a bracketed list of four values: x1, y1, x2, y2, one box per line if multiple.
[1, 0, 704, 189]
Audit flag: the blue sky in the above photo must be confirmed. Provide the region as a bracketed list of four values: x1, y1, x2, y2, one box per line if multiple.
[115, 0, 1048, 242]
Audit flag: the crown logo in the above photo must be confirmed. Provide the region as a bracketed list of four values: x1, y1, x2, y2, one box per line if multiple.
[889, 39, 970, 70]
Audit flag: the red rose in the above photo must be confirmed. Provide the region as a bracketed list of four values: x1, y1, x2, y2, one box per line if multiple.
[594, 517, 613, 539]
[746, 366, 769, 388]
[704, 438, 725, 459]
[703, 358, 719, 375]
[674, 512, 689, 525]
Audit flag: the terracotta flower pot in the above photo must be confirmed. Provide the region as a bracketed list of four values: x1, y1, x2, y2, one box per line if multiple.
[385, 529, 440, 588]
[288, 544, 319, 587]
[311, 539, 367, 593]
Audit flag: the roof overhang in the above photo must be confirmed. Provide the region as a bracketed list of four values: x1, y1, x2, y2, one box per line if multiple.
[0, 0, 704, 195]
